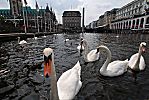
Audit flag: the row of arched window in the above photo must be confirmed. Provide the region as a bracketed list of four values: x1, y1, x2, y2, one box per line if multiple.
[111, 17, 149, 29]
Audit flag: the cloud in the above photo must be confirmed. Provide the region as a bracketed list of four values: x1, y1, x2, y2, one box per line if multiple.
[0, 0, 9, 9]
[0, 0, 134, 25]
[79, 0, 134, 25]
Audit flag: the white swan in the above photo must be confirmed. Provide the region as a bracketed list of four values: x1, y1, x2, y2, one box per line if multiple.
[77, 38, 85, 51]
[33, 34, 38, 40]
[128, 42, 146, 81]
[64, 39, 70, 43]
[83, 40, 100, 62]
[34, 37, 38, 40]
[77, 42, 84, 51]
[98, 45, 129, 77]
[42, 34, 46, 38]
[43, 48, 82, 100]
[18, 37, 27, 45]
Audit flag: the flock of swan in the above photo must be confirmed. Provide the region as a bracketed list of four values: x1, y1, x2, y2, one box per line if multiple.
[17, 33, 47, 45]
[78, 38, 146, 78]
[17, 35, 146, 100]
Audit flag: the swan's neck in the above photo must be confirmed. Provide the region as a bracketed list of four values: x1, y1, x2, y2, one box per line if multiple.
[83, 40, 89, 62]
[50, 53, 59, 100]
[100, 46, 111, 72]
[134, 47, 142, 70]
[18, 38, 20, 43]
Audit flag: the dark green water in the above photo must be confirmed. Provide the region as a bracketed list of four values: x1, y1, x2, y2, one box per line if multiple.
[0, 33, 149, 100]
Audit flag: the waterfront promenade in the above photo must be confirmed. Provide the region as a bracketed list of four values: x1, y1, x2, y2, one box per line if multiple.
[0, 32, 56, 41]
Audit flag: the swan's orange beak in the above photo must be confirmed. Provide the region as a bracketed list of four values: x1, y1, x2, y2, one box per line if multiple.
[44, 55, 52, 78]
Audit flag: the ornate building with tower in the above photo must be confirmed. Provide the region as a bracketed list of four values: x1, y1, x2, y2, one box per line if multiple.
[0, 1, 58, 33]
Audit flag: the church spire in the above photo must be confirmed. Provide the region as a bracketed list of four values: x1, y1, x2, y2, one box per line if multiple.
[45, 3, 50, 12]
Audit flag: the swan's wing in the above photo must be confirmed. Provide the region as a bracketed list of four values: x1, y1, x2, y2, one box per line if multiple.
[139, 56, 145, 70]
[19, 40, 27, 44]
[72, 61, 81, 79]
[72, 61, 82, 95]
[77, 45, 81, 50]
[75, 81, 82, 96]
[128, 53, 138, 69]
[106, 60, 129, 76]
[57, 61, 82, 100]
[128, 53, 145, 70]
[87, 49, 100, 62]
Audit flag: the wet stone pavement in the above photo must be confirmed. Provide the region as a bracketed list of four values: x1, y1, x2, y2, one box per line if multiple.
[0, 33, 149, 100]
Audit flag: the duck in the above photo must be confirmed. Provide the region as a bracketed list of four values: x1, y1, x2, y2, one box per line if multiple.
[43, 48, 82, 100]
[128, 42, 146, 82]
[98, 45, 128, 77]
[18, 37, 27, 45]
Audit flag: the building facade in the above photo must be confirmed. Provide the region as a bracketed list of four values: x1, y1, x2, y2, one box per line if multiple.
[0, 5, 57, 33]
[62, 11, 81, 32]
[89, 8, 118, 29]
[115, 0, 148, 20]
[97, 15, 104, 27]
[111, 0, 149, 30]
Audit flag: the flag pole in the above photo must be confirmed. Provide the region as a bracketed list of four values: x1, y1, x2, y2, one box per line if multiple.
[34, 14, 36, 28]
[22, 0, 27, 34]
[37, 12, 39, 33]
[36, 1, 40, 33]
[25, 6, 28, 31]
[13, 14, 16, 27]
[41, 6, 43, 32]
[44, 8, 47, 33]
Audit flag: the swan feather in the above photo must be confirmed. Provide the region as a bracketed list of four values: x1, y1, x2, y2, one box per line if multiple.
[87, 49, 100, 62]
[128, 53, 145, 70]
[57, 61, 82, 100]
[19, 40, 27, 44]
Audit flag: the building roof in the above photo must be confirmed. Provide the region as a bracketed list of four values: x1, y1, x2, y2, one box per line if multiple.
[63, 11, 81, 13]
[63, 11, 81, 17]
[117, 0, 140, 11]
[110, 8, 119, 14]
[0, 6, 57, 22]
[0, 9, 11, 17]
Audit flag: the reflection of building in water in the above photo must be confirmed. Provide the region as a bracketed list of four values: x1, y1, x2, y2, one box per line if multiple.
[111, 0, 149, 30]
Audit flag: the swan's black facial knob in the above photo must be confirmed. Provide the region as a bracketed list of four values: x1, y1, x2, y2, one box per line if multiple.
[44, 54, 52, 64]
[96, 48, 100, 53]
[80, 49, 83, 53]
[45, 73, 49, 78]
[80, 41, 83, 45]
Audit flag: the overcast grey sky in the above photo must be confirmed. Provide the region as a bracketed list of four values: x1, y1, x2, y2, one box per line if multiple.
[0, 0, 134, 25]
